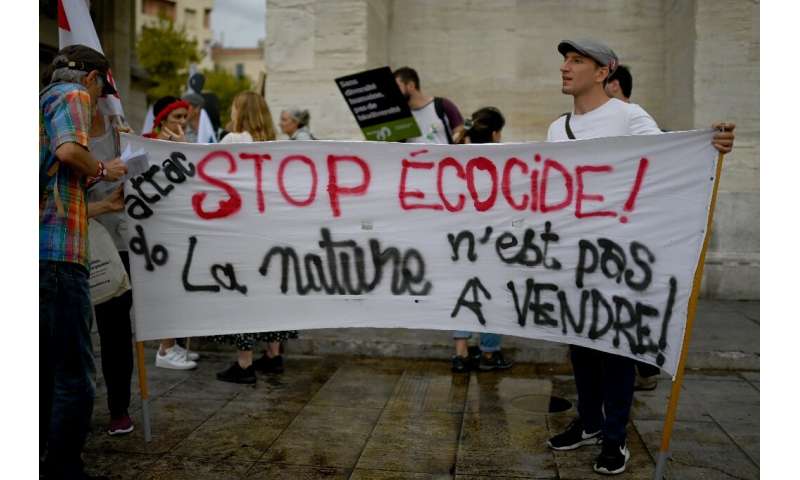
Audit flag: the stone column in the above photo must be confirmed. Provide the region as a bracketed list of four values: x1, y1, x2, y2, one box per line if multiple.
[694, 0, 760, 299]
[265, 0, 391, 139]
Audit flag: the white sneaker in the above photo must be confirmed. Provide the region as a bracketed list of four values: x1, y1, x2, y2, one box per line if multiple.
[171, 343, 200, 361]
[155, 347, 198, 370]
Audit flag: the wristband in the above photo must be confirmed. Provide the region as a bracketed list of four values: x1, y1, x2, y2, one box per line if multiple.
[96, 160, 107, 179]
[87, 160, 107, 186]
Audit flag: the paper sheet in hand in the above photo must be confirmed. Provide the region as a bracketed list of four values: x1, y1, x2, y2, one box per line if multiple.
[90, 144, 150, 199]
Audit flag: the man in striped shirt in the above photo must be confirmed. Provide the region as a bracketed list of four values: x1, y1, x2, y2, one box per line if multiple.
[40, 44, 126, 480]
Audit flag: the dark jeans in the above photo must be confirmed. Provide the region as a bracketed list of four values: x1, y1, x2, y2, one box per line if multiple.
[570, 345, 635, 445]
[40, 261, 96, 478]
[94, 252, 133, 418]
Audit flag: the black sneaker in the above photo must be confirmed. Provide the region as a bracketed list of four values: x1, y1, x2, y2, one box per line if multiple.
[547, 417, 602, 450]
[216, 362, 256, 384]
[593, 441, 630, 475]
[478, 351, 513, 371]
[253, 354, 284, 373]
[451, 355, 471, 373]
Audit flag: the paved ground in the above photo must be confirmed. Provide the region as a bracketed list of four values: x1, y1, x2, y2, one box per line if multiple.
[83, 300, 759, 479]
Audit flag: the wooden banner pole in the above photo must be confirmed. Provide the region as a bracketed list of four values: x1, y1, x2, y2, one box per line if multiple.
[135, 341, 152, 442]
[653, 152, 726, 479]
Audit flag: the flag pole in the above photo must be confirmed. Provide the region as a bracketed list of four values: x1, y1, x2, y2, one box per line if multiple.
[135, 341, 152, 442]
[653, 151, 726, 479]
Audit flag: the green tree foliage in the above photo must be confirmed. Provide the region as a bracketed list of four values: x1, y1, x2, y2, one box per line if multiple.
[136, 18, 200, 101]
[202, 68, 253, 128]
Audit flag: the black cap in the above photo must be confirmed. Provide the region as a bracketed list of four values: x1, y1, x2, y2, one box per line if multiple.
[52, 44, 117, 95]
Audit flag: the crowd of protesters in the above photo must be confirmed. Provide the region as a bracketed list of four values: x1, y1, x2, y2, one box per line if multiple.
[40, 37, 735, 478]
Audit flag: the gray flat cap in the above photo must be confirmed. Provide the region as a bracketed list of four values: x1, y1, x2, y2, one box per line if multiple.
[558, 39, 619, 71]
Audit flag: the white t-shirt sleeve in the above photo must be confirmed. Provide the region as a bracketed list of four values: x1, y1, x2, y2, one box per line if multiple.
[219, 131, 253, 144]
[627, 104, 661, 135]
[546, 117, 566, 142]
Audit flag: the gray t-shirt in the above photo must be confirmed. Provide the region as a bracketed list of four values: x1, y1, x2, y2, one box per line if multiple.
[87, 124, 128, 251]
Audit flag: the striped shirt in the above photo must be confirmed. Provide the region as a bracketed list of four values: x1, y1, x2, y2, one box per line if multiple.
[39, 82, 92, 268]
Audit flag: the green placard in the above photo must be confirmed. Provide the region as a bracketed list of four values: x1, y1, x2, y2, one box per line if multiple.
[336, 66, 422, 142]
[362, 118, 422, 142]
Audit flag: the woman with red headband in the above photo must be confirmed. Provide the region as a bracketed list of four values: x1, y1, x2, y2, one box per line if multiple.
[143, 96, 199, 370]
[144, 96, 190, 141]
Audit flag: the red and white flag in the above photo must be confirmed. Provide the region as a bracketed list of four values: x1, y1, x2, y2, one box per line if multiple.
[58, 0, 124, 118]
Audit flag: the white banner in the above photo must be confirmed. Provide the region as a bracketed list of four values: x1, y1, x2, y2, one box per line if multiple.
[121, 131, 719, 376]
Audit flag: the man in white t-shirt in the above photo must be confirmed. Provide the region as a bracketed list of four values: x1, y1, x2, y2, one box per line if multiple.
[544, 38, 735, 476]
[393, 67, 464, 144]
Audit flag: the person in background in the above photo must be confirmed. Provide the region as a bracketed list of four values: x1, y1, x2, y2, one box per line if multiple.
[143, 96, 200, 370]
[279, 108, 316, 140]
[213, 91, 298, 384]
[220, 91, 276, 143]
[450, 107, 514, 374]
[144, 95, 190, 143]
[604, 64, 661, 392]
[201, 92, 223, 140]
[181, 91, 205, 143]
[393, 66, 465, 144]
[86, 108, 136, 436]
[604, 63, 633, 103]
[40, 44, 127, 480]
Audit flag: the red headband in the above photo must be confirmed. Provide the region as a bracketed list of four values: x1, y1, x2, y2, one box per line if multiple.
[150, 99, 190, 134]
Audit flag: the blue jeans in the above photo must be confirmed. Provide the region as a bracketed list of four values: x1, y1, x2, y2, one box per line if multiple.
[452, 331, 502, 352]
[570, 345, 635, 445]
[40, 261, 96, 478]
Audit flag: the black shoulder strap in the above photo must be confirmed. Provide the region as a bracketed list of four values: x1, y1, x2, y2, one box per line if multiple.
[562, 112, 576, 140]
[434, 97, 445, 120]
[434, 97, 454, 144]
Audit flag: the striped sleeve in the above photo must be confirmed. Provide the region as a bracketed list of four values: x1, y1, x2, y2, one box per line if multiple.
[48, 88, 92, 151]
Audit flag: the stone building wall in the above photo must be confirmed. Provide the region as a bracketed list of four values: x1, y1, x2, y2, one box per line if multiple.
[692, 0, 760, 298]
[264, 0, 759, 299]
[266, 0, 370, 138]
